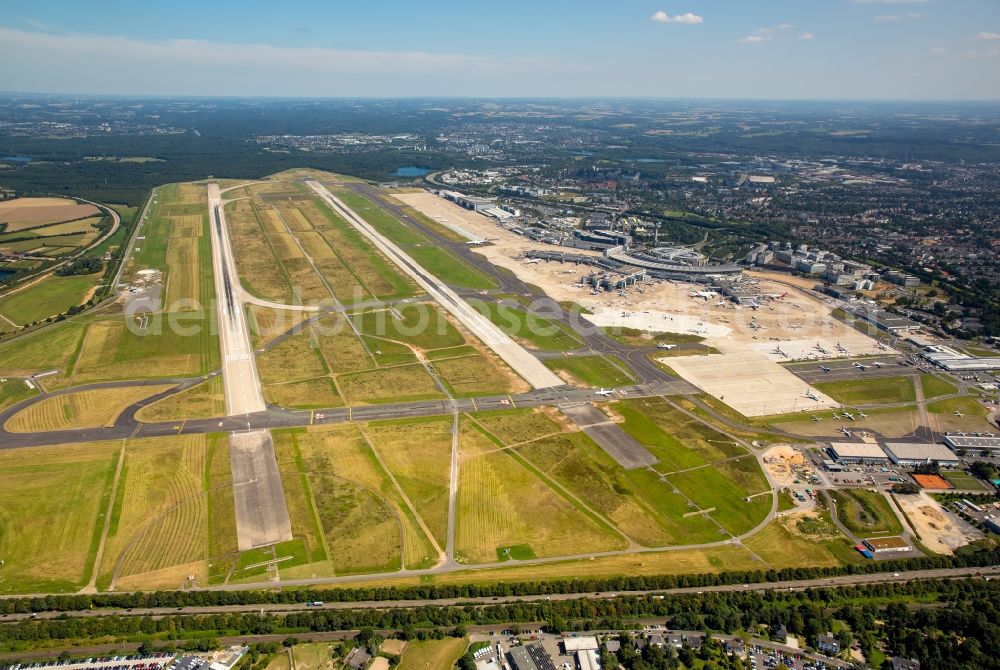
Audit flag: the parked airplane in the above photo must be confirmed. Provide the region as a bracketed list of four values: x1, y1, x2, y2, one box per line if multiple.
[772, 346, 789, 358]
[954, 410, 966, 417]
[811, 416, 822, 422]
[467, 239, 489, 246]
[805, 390, 820, 401]
[815, 343, 830, 354]
[872, 361, 884, 368]
[836, 342, 850, 353]
[839, 427, 852, 437]
[832, 413, 842, 420]
[657, 343, 677, 350]
[875, 342, 888, 351]
[595, 388, 615, 397]
[858, 411, 869, 418]
[842, 411, 856, 421]
[853, 362, 869, 371]
[819, 365, 832, 373]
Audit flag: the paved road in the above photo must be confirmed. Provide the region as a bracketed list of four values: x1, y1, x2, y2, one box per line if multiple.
[209, 184, 292, 550]
[307, 179, 564, 389]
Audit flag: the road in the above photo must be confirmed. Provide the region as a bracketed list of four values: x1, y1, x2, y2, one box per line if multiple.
[307, 179, 565, 390]
[207, 183, 292, 550]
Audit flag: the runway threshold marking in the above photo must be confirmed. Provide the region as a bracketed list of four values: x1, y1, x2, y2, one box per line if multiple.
[470, 397, 479, 411]
[507, 395, 516, 408]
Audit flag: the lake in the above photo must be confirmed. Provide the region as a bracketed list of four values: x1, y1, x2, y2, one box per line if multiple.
[393, 166, 432, 177]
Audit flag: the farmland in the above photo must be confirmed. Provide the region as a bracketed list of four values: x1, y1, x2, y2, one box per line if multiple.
[0, 272, 101, 326]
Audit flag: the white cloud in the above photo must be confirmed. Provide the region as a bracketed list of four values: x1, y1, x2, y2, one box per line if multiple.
[740, 23, 802, 44]
[798, 32, 816, 41]
[739, 35, 771, 44]
[974, 32, 1000, 41]
[651, 11, 703, 24]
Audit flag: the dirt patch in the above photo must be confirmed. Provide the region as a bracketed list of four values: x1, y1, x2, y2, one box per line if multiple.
[894, 491, 983, 555]
[762, 445, 807, 487]
[380, 640, 407, 656]
[0, 198, 100, 230]
[913, 474, 953, 490]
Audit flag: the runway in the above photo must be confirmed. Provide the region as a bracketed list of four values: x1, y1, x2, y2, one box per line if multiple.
[306, 179, 565, 390]
[207, 183, 292, 550]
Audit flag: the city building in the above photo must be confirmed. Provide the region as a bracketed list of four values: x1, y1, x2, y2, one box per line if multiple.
[816, 633, 841, 656]
[920, 345, 1000, 372]
[943, 434, 1000, 452]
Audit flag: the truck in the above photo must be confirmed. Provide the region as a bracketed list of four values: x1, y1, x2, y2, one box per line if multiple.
[305, 601, 323, 607]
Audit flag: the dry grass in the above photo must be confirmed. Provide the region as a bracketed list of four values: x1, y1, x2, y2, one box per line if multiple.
[226, 199, 289, 302]
[338, 364, 443, 404]
[0, 198, 100, 229]
[312, 315, 374, 373]
[471, 409, 562, 445]
[397, 639, 467, 670]
[434, 353, 521, 396]
[247, 306, 312, 347]
[0, 440, 119, 593]
[257, 331, 328, 384]
[164, 237, 200, 307]
[5, 385, 172, 432]
[455, 424, 625, 564]
[744, 512, 849, 570]
[135, 377, 226, 422]
[264, 377, 343, 409]
[366, 418, 453, 547]
[99, 435, 209, 586]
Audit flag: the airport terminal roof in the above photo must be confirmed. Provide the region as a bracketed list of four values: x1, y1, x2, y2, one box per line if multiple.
[943, 434, 1000, 450]
[882, 442, 960, 463]
[829, 442, 889, 460]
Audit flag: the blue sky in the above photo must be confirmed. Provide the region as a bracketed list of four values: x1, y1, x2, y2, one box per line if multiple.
[1, 0, 998, 99]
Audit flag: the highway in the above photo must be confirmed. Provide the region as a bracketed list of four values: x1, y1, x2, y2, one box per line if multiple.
[306, 179, 565, 390]
[207, 183, 292, 550]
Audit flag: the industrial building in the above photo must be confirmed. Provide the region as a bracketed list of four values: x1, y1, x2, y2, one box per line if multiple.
[864, 536, 911, 553]
[507, 644, 556, 670]
[944, 434, 1000, 452]
[828, 442, 890, 464]
[882, 442, 961, 466]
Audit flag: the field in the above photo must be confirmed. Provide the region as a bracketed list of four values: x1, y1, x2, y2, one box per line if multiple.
[338, 365, 443, 404]
[545, 354, 634, 387]
[0, 378, 38, 411]
[0, 197, 100, 230]
[0, 441, 119, 593]
[744, 512, 858, 569]
[476, 300, 582, 351]
[134, 377, 225, 422]
[602, 326, 704, 347]
[98, 435, 212, 589]
[0, 319, 86, 376]
[830, 489, 904, 536]
[5, 384, 172, 432]
[455, 420, 626, 563]
[396, 639, 468, 670]
[0, 272, 101, 326]
[72, 314, 218, 383]
[433, 351, 523, 396]
[941, 471, 989, 491]
[921, 373, 958, 399]
[353, 305, 465, 351]
[814, 375, 917, 406]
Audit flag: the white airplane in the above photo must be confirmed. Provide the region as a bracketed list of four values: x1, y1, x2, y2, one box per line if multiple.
[842, 411, 856, 421]
[853, 362, 869, 371]
[858, 411, 869, 418]
[872, 361, 884, 368]
[954, 410, 966, 417]
[811, 416, 822, 422]
[595, 388, 615, 397]
[805, 390, 820, 401]
[466, 239, 489, 246]
[875, 342, 888, 350]
[836, 342, 850, 353]
[772, 346, 789, 358]
[657, 343, 677, 350]
[839, 427, 852, 437]
[832, 413, 842, 420]
[522, 258, 542, 264]
[815, 343, 830, 354]
[819, 365, 832, 373]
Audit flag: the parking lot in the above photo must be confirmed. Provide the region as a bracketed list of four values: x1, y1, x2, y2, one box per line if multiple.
[0, 654, 172, 670]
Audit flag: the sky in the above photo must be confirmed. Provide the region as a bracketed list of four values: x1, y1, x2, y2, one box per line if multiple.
[0, 0, 998, 100]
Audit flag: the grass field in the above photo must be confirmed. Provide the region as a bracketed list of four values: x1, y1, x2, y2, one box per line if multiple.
[0, 319, 86, 376]
[5, 385, 171, 432]
[475, 300, 582, 351]
[265, 377, 343, 409]
[366, 418, 453, 547]
[353, 305, 465, 351]
[396, 638, 468, 670]
[921, 373, 958, 399]
[0, 272, 100, 326]
[471, 408, 562, 444]
[225, 199, 292, 302]
[814, 375, 916, 405]
[941, 471, 989, 491]
[926, 396, 996, 433]
[294, 425, 439, 570]
[601, 326, 704, 347]
[247, 306, 312, 347]
[135, 377, 225, 422]
[0, 441, 118, 593]
[257, 330, 328, 384]
[743, 512, 854, 569]
[72, 314, 218, 383]
[333, 190, 497, 290]
[830, 489, 904, 537]
[338, 364, 443, 404]
[455, 422, 626, 564]
[312, 315, 375, 373]
[99, 435, 210, 589]
[545, 354, 634, 387]
[0, 378, 38, 411]
[433, 352, 522, 396]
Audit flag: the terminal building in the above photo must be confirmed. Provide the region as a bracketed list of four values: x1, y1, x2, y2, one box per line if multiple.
[919, 345, 1000, 372]
[882, 442, 961, 466]
[828, 442, 890, 464]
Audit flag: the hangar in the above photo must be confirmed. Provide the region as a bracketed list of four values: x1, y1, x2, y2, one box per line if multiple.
[828, 442, 889, 464]
[882, 442, 961, 466]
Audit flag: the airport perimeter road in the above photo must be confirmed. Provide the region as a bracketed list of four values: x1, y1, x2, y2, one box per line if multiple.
[5, 566, 998, 616]
[208, 183, 292, 550]
[307, 179, 564, 390]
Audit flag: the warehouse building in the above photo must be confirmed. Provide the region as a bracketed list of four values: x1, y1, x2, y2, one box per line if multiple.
[828, 442, 890, 464]
[864, 536, 911, 553]
[944, 434, 1000, 452]
[882, 442, 961, 466]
